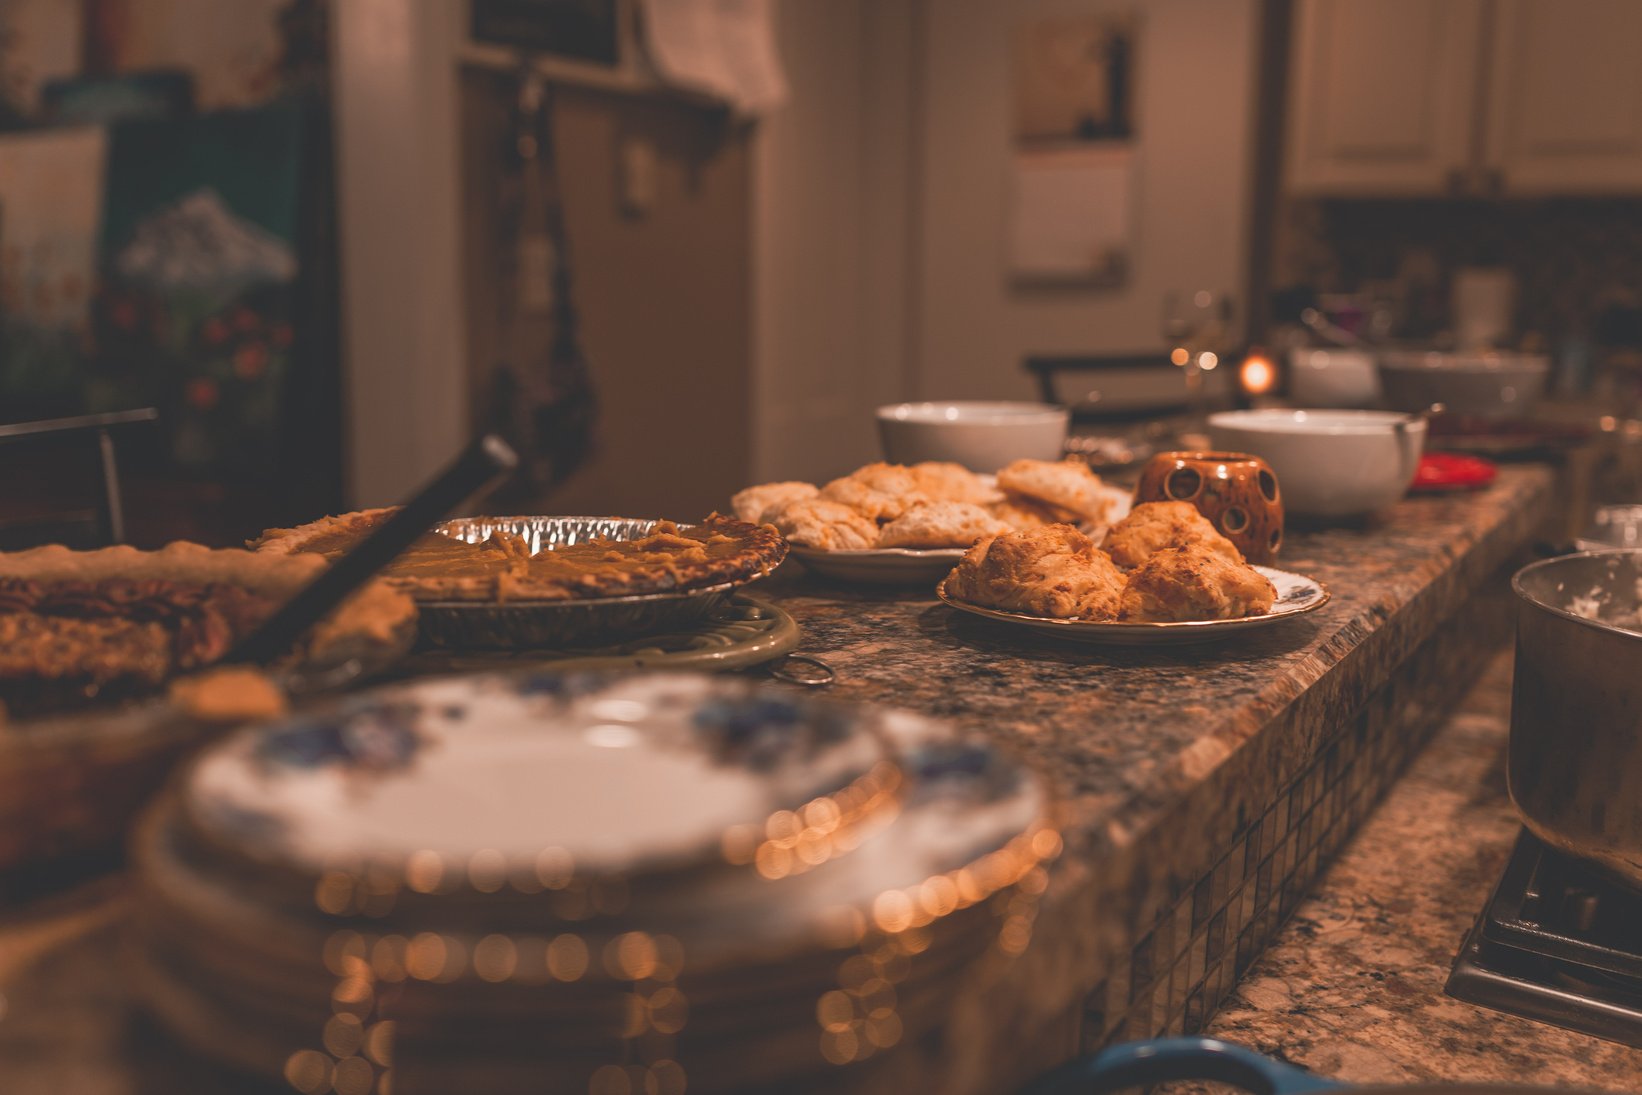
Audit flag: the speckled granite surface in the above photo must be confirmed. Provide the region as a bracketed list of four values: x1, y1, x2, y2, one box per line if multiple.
[747, 465, 1558, 1091]
[0, 469, 1561, 1094]
[762, 467, 1550, 837]
[1191, 651, 1642, 1091]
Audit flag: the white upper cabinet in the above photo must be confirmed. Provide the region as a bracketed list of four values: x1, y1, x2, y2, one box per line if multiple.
[1287, 0, 1642, 196]
[1285, 0, 1485, 196]
[1483, 0, 1642, 194]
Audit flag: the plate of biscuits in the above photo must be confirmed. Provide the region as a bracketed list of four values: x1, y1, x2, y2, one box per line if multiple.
[732, 458, 1130, 585]
[935, 501, 1330, 644]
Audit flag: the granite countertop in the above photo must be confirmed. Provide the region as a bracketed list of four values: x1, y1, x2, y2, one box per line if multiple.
[749, 465, 1556, 1088]
[1195, 651, 1642, 1091]
[763, 467, 1552, 844]
[0, 467, 1562, 1094]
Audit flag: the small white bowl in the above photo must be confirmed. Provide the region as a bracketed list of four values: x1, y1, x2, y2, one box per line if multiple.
[876, 401, 1068, 471]
[1288, 348, 1383, 409]
[1208, 409, 1426, 518]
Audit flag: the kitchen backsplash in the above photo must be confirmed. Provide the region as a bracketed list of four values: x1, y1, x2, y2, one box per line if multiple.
[1276, 198, 1642, 344]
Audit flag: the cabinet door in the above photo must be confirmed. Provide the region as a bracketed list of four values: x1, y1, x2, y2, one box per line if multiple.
[1484, 0, 1642, 194]
[1285, 0, 1486, 195]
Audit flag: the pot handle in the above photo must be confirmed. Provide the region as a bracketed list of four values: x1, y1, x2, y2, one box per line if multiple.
[1025, 1037, 1345, 1095]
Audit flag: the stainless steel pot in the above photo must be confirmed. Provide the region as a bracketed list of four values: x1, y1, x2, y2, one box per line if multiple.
[1509, 550, 1642, 888]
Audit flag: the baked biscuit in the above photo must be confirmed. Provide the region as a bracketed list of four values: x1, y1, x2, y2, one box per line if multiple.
[771, 499, 880, 551]
[877, 502, 1010, 549]
[1118, 543, 1276, 622]
[986, 495, 1083, 530]
[818, 463, 926, 522]
[731, 481, 818, 524]
[1103, 501, 1243, 569]
[908, 462, 1002, 505]
[995, 459, 1114, 523]
[944, 525, 1125, 620]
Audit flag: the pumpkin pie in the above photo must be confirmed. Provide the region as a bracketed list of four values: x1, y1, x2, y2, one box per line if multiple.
[251, 509, 787, 603]
[0, 543, 415, 716]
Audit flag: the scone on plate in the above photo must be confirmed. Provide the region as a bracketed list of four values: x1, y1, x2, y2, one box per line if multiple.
[995, 459, 1114, 523]
[944, 525, 1125, 620]
[731, 481, 818, 525]
[1117, 543, 1277, 622]
[908, 462, 1002, 505]
[1103, 501, 1243, 569]
[818, 463, 927, 522]
[771, 499, 880, 551]
[877, 502, 1009, 549]
[985, 494, 1082, 529]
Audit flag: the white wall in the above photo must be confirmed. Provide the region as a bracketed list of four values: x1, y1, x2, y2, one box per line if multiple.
[332, 0, 468, 506]
[752, 0, 1261, 479]
[751, 1, 920, 483]
[913, 0, 1260, 400]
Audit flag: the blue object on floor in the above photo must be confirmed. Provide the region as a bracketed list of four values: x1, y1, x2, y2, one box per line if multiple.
[1024, 1036, 1343, 1094]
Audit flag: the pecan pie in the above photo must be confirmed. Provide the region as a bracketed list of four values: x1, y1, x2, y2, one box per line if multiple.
[251, 510, 787, 602]
[0, 544, 415, 715]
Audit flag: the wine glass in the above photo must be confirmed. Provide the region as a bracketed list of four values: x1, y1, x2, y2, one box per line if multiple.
[1161, 290, 1234, 437]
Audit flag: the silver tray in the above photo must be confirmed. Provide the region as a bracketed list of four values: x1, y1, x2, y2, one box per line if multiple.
[421, 516, 778, 649]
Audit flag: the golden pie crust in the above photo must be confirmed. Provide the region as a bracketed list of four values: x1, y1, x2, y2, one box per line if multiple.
[251, 510, 788, 603]
[0, 542, 415, 714]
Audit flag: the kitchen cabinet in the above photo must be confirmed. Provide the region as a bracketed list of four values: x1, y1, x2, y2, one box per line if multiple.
[1284, 0, 1485, 195]
[1482, 0, 1642, 195]
[1286, 0, 1642, 196]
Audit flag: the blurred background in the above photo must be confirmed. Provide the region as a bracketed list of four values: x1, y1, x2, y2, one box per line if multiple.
[2, 0, 1639, 546]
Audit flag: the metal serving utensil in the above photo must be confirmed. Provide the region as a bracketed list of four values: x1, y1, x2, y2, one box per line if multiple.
[225, 435, 518, 667]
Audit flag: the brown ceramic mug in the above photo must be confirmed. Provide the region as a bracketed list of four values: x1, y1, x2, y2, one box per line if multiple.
[1134, 451, 1285, 563]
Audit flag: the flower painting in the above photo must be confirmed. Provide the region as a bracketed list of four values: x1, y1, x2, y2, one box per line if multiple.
[90, 102, 305, 478]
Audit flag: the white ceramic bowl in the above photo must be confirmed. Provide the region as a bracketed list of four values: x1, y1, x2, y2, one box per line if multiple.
[1377, 350, 1549, 419]
[1207, 409, 1426, 518]
[1287, 348, 1383, 409]
[876, 401, 1068, 471]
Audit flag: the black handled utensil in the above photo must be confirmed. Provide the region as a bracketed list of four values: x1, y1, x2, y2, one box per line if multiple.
[225, 435, 519, 666]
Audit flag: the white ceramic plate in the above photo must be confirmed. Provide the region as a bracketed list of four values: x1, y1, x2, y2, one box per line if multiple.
[937, 565, 1331, 645]
[789, 543, 966, 585]
[176, 669, 1053, 961]
[789, 484, 1131, 587]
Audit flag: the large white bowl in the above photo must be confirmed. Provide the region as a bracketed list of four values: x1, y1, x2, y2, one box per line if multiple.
[1377, 350, 1549, 418]
[1208, 409, 1426, 518]
[876, 401, 1068, 470]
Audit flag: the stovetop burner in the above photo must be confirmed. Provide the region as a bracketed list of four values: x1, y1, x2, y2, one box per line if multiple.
[1448, 828, 1642, 1047]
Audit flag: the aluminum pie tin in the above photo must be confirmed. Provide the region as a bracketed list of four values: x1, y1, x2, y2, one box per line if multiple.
[418, 516, 776, 650]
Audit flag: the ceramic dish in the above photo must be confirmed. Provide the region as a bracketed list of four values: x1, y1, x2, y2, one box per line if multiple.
[876, 401, 1068, 470]
[1410, 452, 1498, 493]
[395, 594, 800, 676]
[422, 516, 781, 648]
[936, 566, 1330, 645]
[1378, 350, 1549, 419]
[791, 486, 1132, 587]
[132, 670, 1058, 1090]
[1207, 409, 1425, 517]
[789, 543, 966, 585]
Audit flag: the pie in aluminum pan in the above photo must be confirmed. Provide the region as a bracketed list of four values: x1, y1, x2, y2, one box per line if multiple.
[251, 509, 788, 604]
[0, 542, 415, 716]
[0, 543, 416, 873]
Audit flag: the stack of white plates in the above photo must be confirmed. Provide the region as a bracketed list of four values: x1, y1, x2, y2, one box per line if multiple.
[128, 672, 1058, 1094]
